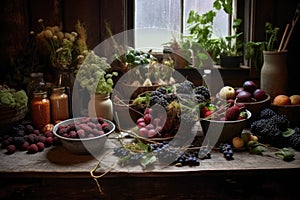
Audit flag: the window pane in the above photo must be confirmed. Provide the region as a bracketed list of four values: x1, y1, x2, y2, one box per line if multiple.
[134, 0, 181, 51]
[183, 0, 229, 37]
[134, 0, 230, 50]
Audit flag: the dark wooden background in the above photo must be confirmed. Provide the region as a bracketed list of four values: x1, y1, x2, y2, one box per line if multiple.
[0, 0, 299, 92]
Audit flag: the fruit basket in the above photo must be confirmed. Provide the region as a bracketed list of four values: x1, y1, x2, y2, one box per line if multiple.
[0, 106, 28, 131]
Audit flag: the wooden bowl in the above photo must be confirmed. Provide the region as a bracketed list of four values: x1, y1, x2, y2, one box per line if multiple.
[200, 110, 251, 146]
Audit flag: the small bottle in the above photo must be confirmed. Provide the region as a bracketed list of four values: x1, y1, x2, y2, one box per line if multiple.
[50, 87, 69, 123]
[30, 91, 51, 131]
[162, 46, 174, 68]
[27, 72, 46, 101]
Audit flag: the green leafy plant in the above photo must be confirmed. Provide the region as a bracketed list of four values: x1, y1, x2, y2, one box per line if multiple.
[219, 18, 243, 56]
[186, 0, 234, 64]
[245, 22, 280, 69]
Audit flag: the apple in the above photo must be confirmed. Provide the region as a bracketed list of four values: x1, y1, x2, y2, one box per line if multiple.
[236, 90, 252, 102]
[219, 86, 236, 100]
[253, 89, 267, 101]
[243, 80, 257, 93]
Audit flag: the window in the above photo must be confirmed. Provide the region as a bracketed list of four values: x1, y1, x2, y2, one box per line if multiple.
[134, 0, 231, 51]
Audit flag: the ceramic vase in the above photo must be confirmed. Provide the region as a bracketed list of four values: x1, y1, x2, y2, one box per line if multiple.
[260, 51, 288, 100]
[88, 94, 113, 121]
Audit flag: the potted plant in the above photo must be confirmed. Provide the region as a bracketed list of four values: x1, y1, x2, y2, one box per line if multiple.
[76, 51, 118, 120]
[219, 18, 243, 68]
[245, 22, 280, 70]
[186, 0, 234, 67]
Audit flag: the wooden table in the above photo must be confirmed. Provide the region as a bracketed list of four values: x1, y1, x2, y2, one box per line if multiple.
[1, 135, 300, 200]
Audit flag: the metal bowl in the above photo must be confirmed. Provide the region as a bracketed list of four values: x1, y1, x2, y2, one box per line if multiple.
[53, 117, 115, 154]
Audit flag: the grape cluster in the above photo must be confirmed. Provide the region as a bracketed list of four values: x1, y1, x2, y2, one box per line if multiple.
[250, 108, 289, 148]
[113, 142, 209, 167]
[113, 147, 144, 166]
[219, 143, 234, 160]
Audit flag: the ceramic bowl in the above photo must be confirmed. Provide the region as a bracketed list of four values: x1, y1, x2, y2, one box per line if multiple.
[200, 109, 251, 146]
[53, 117, 115, 154]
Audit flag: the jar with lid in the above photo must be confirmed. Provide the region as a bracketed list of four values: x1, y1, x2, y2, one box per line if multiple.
[30, 91, 51, 131]
[27, 72, 46, 100]
[50, 87, 69, 123]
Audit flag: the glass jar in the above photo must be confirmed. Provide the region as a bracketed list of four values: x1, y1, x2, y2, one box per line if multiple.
[27, 72, 46, 101]
[50, 87, 69, 123]
[30, 91, 51, 131]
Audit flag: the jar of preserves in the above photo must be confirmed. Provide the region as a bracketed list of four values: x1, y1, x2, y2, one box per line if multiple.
[50, 87, 69, 123]
[30, 91, 51, 131]
[27, 72, 46, 101]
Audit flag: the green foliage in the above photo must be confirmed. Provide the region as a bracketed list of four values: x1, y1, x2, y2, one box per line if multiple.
[0, 85, 28, 109]
[245, 22, 280, 69]
[219, 18, 243, 56]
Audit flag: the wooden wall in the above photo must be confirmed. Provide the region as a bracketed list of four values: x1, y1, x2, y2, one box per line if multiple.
[0, 0, 299, 92]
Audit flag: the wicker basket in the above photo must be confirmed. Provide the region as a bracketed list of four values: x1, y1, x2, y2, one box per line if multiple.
[117, 82, 161, 100]
[0, 106, 28, 130]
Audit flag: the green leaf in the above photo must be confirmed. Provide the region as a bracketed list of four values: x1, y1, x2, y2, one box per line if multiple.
[275, 148, 295, 161]
[281, 128, 295, 137]
[140, 153, 157, 169]
[249, 146, 265, 155]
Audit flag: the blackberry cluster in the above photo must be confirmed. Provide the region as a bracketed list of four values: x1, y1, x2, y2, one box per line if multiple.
[193, 85, 210, 100]
[175, 80, 194, 94]
[287, 127, 300, 151]
[250, 109, 289, 148]
[149, 87, 177, 107]
[260, 108, 276, 119]
[219, 143, 234, 160]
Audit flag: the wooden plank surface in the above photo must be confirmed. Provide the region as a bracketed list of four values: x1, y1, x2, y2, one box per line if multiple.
[1, 135, 300, 178]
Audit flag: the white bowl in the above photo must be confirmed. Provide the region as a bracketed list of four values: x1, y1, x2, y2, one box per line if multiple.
[53, 117, 115, 154]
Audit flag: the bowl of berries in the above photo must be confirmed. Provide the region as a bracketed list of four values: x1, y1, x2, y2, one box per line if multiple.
[52, 117, 115, 154]
[200, 102, 251, 146]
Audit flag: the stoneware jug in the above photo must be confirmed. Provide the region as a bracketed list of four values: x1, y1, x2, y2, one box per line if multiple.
[260, 50, 288, 100]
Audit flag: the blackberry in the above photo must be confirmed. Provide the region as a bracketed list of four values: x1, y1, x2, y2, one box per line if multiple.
[194, 94, 207, 104]
[270, 114, 289, 131]
[255, 122, 286, 148]
[164, 93, 178, 103]
[250, 119, 269, 135]
[288, 132, 300, 151]
[175, 80, 194, 94]
[193, 85, 210, 100]
[156, 86, 167, 94]
[260, 108, 276, 119]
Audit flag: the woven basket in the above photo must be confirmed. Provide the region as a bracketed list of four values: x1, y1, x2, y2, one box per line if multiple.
[0, 106, 28, 130]
[118, 82, 161, 100]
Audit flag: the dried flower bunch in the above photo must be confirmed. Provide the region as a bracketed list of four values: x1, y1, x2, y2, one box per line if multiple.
[35, 19, 89, 71]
